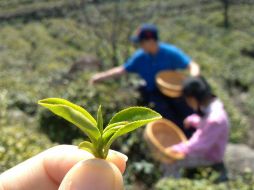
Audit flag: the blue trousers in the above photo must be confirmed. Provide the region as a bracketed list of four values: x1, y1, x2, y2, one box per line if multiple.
[138, 87, 195, 138]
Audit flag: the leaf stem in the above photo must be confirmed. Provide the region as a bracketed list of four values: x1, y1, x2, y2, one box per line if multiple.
[95, 138, 106, 159]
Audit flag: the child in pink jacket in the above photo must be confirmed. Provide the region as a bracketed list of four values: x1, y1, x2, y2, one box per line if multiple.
[164, 77, 229, 178]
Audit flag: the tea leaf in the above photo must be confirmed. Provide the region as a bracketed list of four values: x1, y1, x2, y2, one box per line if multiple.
[103, 121, 129, 133]
[38, 98, 100, 143]
[39, 99, 161, 159]
[108, 107, 161, 125]
[97, 105, 103, 134]
[104, 107, 161, 154]
[79, 141, 96, 155]
[102, 124, 125, 144]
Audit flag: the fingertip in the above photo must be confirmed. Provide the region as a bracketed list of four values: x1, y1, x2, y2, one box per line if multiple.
[107, 150, 128, 174]
[109, 150, 128, 162]
[59, 159, 124, 190]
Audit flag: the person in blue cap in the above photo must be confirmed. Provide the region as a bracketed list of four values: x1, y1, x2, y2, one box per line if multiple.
[90, 24, 200, 137]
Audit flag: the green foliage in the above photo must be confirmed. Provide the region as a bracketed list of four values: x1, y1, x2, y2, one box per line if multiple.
[39, 98, 161, 158]
[1, 0, 254, 188]
[0, 89, 8, 126]
[0, 125, 53, 172]
[39, 98, 100, 144]
[0, 1, 249, 144]
[104, 107, 161, 154]
[155, 174, 254, 190]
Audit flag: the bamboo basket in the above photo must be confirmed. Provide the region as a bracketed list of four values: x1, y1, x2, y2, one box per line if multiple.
[156, 71, 186, 98]
[144, 118, 187, 164]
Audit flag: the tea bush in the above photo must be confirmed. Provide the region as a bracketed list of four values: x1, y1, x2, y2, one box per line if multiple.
[1, 0, 254, 188]
[0, 125, 53, 172]
[155, 174, 254, 190]
[0, 89, 8, 126]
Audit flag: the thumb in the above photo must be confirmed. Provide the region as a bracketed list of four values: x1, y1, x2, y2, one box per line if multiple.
[58, 159, 124, 190]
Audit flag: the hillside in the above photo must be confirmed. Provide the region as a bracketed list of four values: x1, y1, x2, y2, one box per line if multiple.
[0, 0, 254, 189]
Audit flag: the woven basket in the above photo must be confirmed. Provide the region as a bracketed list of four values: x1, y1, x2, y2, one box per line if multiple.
[144, 118, 187, 164]
[156, 71, 186, 98]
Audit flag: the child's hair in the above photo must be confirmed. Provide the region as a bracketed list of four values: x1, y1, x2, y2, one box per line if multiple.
[183, 76, 212, 104]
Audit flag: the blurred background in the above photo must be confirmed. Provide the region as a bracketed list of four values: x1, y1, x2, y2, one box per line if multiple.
[0, 0, 254, 189]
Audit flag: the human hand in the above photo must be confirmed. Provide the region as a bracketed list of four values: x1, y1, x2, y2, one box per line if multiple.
[0, 145, 127, 190]
[188, 61, 200, 77]
[183, 118, 191, 129]
[165, 147, 174, 154]
[183, 114, 201, 129]
[165, 147, 185, 160]
[89, 73, 104, 85]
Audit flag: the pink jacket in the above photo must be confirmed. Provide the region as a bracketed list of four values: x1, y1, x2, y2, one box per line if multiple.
[172, 99, 229, 162]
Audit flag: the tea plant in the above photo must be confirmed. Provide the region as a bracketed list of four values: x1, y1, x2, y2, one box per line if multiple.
[38, 98, 161, 159]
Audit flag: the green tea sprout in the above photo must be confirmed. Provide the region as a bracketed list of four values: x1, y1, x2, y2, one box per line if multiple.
[38, 98, 162, 159]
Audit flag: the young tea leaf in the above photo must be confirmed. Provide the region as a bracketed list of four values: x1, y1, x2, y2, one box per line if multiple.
[97, 105, 103, 134]
[40, 98, 97, 124]
[108, 107, 161, 125]
[38, 98, 100, 143]
[38, 98, 161, 159]
[104, 107, 161, 155]
[103, 121, 129, 133]
[102, 124, 125, 144]
[79, 141, 96, 155]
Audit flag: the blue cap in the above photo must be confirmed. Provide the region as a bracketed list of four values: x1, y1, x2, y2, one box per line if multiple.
[130, 24, 159, 43]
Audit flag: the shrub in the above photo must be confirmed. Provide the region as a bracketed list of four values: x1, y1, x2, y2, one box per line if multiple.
[155, 174, 254, 190]
[0, 125, 53, 172]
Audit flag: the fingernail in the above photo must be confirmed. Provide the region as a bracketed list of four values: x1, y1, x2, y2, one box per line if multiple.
[110, 150, 128, 162]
